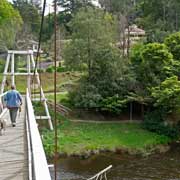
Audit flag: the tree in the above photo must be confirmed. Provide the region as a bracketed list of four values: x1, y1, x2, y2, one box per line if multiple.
[134, 43, 173, 88]
[57, 0, 93, 33]
[58, 0, 92, 14]
[136, 0, 180, 42]
[64, 7, 117, 77]
[64, 7, 133, 112]
[164, 32, 180, 60]
[151, 76, 180, 113]
[99, 0, 138, 56]
[0, 0, 22, 50]
[13, 0, 40, 36]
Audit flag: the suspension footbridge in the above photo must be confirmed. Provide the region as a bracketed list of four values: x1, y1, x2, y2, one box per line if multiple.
[0, 50, 112, 180]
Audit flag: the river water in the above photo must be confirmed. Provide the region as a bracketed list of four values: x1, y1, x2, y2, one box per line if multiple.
[50, 143, 180, 180]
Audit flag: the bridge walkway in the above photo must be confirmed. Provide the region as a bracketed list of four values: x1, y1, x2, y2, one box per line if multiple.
[0, 98, 28, 180]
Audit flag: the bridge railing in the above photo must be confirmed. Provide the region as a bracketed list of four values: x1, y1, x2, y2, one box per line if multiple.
[0, 92, 7, 118]
[26, 89, 51, 180]
[87, 165, 112, 180]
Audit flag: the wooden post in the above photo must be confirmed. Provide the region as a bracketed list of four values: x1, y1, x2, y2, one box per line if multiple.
[11, 53, 15, 86]
[130, 102, 133, 121]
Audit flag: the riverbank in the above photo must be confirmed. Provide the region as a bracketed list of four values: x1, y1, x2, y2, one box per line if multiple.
[41, 115, 171, 158]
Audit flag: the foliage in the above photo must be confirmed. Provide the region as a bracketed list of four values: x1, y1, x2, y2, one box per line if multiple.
[57, 0, 92, 14]
[151, 76, 180, 113]
[0, 59, 5, 73]
[57, 66, 67, 73]
[100, 95, 127, 114]
[164, 32, 180, 60]
[136, 43, 173, 87]
[13, 0, 40, 36]
[55, 0, 93, 35]
[136, 0, 180, 42]
[69, 80, 102, 108]
[99, 0, 136, 16]
[46, 66, 54, 73]
[63, 7, 117, 73]
[0, 0, 22, 50]
[143, 110, 180, 139]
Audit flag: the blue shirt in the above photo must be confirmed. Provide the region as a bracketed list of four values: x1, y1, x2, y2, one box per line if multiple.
[4, 90, 22, 108]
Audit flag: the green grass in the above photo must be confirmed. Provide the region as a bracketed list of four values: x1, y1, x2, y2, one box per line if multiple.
[41, 116, 171, 157]
[0, 72, 81, 93]
[47, 92, 69, 103]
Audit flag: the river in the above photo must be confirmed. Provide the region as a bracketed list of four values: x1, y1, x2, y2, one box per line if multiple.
[50, 143, 180, 180]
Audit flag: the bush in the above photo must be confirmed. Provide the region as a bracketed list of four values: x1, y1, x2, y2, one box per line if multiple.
[143, 110, 180, 139]
[100, 95, 127, 114]
[57, 66, 67, 73]
[0, 60, 5, 73]
[46, 66, 54, 73]
[18, 68, 27, 73]
[37, 69, 44, 73]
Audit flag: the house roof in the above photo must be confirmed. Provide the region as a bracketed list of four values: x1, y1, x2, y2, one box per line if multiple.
[125, 24, 145, 36]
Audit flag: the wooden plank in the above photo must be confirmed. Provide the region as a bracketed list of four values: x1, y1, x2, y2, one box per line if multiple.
[0, 98, 28, 180]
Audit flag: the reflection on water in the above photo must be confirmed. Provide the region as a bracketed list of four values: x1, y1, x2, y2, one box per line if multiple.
[50, 143, 180, 180]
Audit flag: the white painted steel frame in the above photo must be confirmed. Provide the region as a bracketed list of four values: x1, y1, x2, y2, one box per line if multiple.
[26, 89, 51, 180]
[87, 165, 112, 180]
[1, 50, 53, 130]
[1, 54, 10, 94]
[30, 54, 53, 130]
[0, 92, 7, 117]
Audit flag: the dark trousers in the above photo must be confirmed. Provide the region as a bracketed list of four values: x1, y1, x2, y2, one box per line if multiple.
[9, 108, 18, 123]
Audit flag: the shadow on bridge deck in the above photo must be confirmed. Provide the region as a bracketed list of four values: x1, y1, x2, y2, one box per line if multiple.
[0, 98, 28, 180]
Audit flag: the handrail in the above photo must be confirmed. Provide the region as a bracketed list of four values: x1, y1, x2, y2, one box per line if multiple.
[0, 92, 7, 117]
[26, 89, 51, 180]
[0, 92, 7, 98]
[87, 165, 112, 180]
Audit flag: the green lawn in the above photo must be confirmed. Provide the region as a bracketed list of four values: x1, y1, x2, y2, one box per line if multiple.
[41, 117, 170, 157]
[0, 72, 81, 93]
[46, 92, 69, 103]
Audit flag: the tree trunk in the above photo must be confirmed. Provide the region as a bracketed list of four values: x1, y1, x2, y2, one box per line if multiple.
[130, 102, 133, 121]
[141, 104, 144, 120]
[175, 11, 178, 31]
[127, 23, 130, 58]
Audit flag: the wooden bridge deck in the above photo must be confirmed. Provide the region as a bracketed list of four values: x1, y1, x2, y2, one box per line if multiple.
[0, 98, 28, 180]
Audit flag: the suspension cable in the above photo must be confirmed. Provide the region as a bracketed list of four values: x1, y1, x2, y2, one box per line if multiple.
[33, 0, 47, 75]
[54, 0, 58, 180]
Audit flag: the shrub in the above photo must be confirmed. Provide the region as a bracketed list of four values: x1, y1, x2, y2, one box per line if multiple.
[143, 110, 180, 139]
[18, 68, 27, 73]
[46, 66, 54, 73]
[100, 95, 127, 114]
[37, 69, 44, 73]
[57, 66, 67, 73]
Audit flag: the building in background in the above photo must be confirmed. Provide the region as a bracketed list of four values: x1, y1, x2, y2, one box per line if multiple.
[117, 24, 146, 56]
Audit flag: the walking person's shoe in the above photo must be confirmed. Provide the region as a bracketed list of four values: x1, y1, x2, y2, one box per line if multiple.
[12, 123, 16, 127]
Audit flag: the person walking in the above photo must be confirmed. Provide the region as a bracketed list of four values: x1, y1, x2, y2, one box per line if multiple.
[4, 85, 22, 127]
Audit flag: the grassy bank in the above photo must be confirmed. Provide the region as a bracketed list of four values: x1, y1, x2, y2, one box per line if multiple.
[0, 72, 81, 93]
[41, 116, 171, 157]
